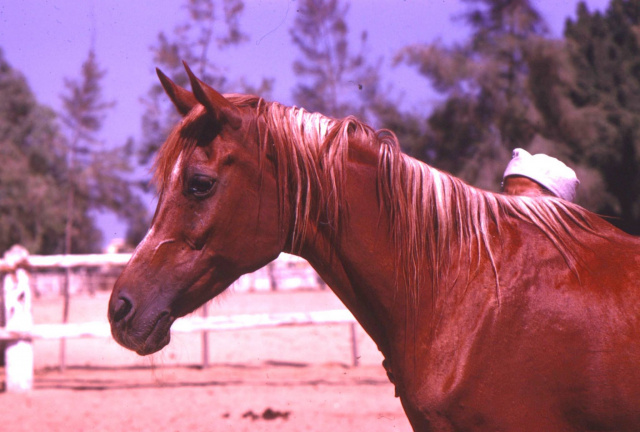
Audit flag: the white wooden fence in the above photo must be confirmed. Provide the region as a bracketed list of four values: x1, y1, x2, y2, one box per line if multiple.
[0, 245, 359, 393]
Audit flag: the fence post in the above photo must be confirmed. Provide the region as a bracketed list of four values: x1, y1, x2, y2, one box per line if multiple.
[350, 322, 360, 367]
[2, 245, 34, 392]
[201, 302, 209, 369]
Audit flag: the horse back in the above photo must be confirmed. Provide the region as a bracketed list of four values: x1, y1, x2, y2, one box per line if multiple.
[484, 218, 639, 430]
[416, 216, 640, 431]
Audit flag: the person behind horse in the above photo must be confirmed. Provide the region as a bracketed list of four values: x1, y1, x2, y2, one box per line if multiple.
[502, 148, 579, 201]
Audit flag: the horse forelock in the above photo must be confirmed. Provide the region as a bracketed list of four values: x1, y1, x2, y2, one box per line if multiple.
[153, 106, 208, 194]
[153, 94, 263, 195]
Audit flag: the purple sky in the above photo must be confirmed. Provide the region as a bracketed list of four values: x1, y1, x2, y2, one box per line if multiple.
[0, 0, 610, 248]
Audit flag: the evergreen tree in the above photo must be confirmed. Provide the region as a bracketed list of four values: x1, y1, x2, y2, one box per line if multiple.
[60, 49, 148, 252]
[0, 48, 68, 254]
[396, 0, 551, 190]
[290, 0, 381, 121]
[561, 0, 640, 233]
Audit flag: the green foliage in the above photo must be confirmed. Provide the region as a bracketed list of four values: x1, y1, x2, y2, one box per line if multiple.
[60, 49, 148, 251]
[561, 0, 640, 233]
[396, 0, 551, 191]
[0, 47, 147, 254]
[0, 49, 71, 254]
[393, 0, 639, 233]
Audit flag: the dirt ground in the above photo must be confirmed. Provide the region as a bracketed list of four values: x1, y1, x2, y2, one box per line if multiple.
[0, 289, 412, 431]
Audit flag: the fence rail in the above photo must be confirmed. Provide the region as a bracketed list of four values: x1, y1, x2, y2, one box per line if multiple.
[0, 245, 359, 393]
[0, 309, 357, 341]
[0, 251, 132, 272]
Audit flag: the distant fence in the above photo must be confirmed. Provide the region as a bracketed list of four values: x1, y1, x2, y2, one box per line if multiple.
[0, 245, 358, 393]
[23, 249, 325, 298]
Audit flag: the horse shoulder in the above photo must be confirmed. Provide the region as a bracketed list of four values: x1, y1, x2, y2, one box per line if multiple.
[399, 217, 640, 430]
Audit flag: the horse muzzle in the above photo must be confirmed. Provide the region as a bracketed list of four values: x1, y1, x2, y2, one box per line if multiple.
[108, 291, 175, 355]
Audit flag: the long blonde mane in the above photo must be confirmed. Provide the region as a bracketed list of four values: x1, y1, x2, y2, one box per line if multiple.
[155, 96, 597, 303]
[378, 142, 595, 305]
[257, 100, 604, 306]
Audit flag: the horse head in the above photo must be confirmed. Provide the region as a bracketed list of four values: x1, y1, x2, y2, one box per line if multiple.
[108, 63, 290, 355]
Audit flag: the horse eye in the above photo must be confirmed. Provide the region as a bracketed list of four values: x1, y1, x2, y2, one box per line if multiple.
[187, 175, 215, 197]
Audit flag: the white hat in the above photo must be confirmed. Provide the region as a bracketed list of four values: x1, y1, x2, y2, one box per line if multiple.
[503, 148, 579, 201]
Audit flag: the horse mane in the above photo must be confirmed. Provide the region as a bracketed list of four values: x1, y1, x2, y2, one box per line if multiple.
[377, 142, 597, 305]
[154, 95, 598, 304]
[256, 99, 362, 249]
[253, 100, 601, 306]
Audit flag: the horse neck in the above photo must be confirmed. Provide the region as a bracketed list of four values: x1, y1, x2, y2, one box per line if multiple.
[291, 135, 455, 359]
[294, 153, 398, 358]
[271, 112, 484, 357]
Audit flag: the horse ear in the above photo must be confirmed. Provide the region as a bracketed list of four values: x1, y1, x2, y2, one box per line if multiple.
[183, 61, 242, 129]
[156, 68, 198, 116]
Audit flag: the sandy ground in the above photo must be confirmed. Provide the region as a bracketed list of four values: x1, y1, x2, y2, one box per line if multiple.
[1, 289, 412, 431]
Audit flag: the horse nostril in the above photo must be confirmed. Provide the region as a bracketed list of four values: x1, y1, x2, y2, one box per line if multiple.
[112, 295, 133, 323]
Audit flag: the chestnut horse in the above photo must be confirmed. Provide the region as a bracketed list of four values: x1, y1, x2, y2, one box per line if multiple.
[109, 64, 640, 431]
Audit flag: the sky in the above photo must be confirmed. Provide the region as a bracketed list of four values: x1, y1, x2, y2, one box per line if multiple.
[0, 0, 610, 249]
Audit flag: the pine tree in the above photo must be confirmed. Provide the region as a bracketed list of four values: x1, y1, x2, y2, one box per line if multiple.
[60, 49, 113, 253]
[60, 49, 147, 252]
[396, 0, 551, 190]
[561, 0, 640, 233]
[290, 0, 381, 121]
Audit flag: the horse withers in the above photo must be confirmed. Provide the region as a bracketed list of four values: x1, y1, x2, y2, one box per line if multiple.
[109, 63, 640, 431]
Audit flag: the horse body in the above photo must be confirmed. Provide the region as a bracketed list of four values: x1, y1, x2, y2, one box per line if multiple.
[109, 64, 640, 431]
[306, 135, 640, 430]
